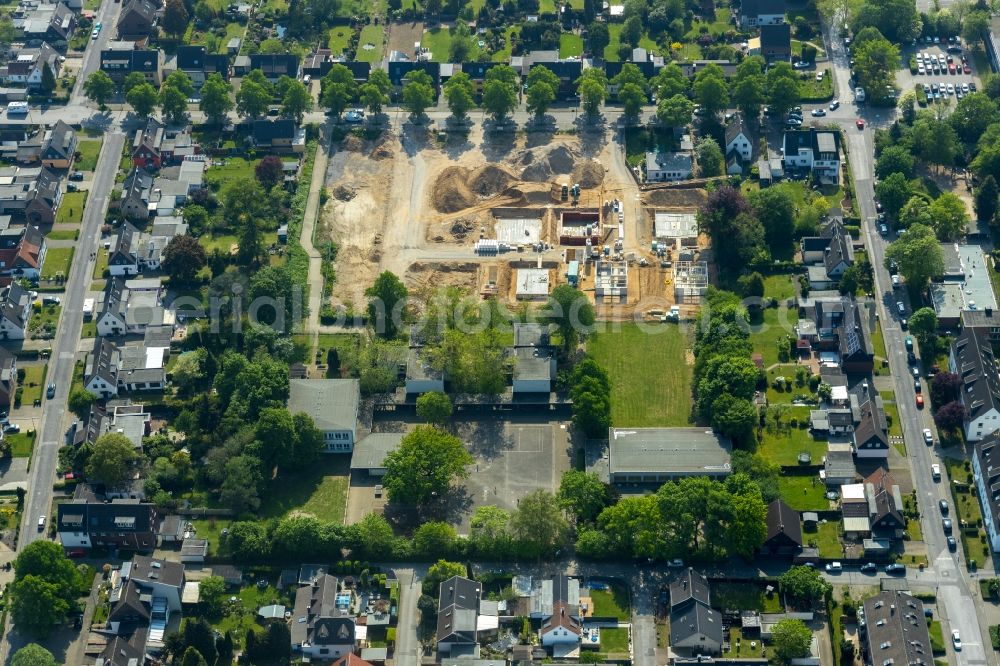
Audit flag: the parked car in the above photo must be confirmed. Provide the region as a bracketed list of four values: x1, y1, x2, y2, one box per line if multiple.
[942, 517, 953, 533]
[914, 379, 922, 393]
[42, 296, 59, 305]
[793, 60, 810, 69]
[940, 499, 949, 513]
[67, 549, 86, 558]
[860, 562, 877, 573]
[46, 382, 55, 399]
[37, 515, 45, 531]
[3, 424, 19, 434]
[825, 562, 843, 573]
[856, 118, 865, 129]
[829, 99, 840, 110]
[885, 563, 906, 574]
[897, 301, 906, 315]
[952, 630, 962, 651]
[932, 463, 941, 480]
[947, 536, 957, 551]
[923, 428, 933, 445]
[811, 108, 826, 117]
[69, 171, 84, 181]
[916, 394, 924, 408]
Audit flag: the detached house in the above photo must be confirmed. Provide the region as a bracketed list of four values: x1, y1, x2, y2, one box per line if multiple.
[84, 337, 120, 398]
[739, 0, 786, 27]
[724, 114, 754, 175]
[645, 151, 694, 182]
[762, 499, 803, 556]
[251, 119, 306, 153]
[0, 282, 32, 340]
[20, 2, 76, 44]
[950, 327, 1000, 441]
[1, 42, 62, 91]
[132, 117, 165, 170]
[0, 221, 46, 280]
[852, 384, 890, 458]
[172, 45, 231, 86]
[436, 575, 498, 657]
[669, 569, 722, 656]
[801, 220, 854, 289]
[760, 23, 792, 61]
[783, 128, 840, 184]
[249, 53, 300, 80]
[864, 468, 906, 537]
[39, 120, 77, 169]
[291, 574, 358, 660]
[537, 576, 582, 649]
[116, 0, 158, 39]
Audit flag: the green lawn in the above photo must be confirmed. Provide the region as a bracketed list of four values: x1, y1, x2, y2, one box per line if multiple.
[907, 518, 923, 542]
[814, 521, 843, 558]
[191, 518, 231, 556]
[41, 247, 74, 280]
[944, 457, 991, 566]
[74, 139, 102, 171]
[799, 73, 835, 101]
[491, 26, 519, 62]
[260, 456, 350, 522]
[590, 583, 630, 621]
[328, 25, 352, 55]
[682, 7, 732, 39]
[588, 323, 692, 427]
[721, 627, 775, 660]
[93, 248, 108, 279]
[356, 24, 385, 63]
[711, 582, 783, 613]
[751, 274, 798, 367]
[559, 33, 584, 58]
[758, 406, 826, 466]
[764, 364, 813, 403]
[778, 475, 830, 511]
[198, 234, 239, 254]
[764, 274, 797, 299]
[928, 619, 945, 654]
[7, 431, 35, 457]
[600, 627, 629, 653]
[871, 320, 887, 360]
[46, 229, 79, 241]
[422, 27, 481, 62]
[18, 364, 45, 407]
[205, 158, 260, 191]
[881, 394, 904, 455]
[210, 581, 296, 648]
[56, 192, 88, 225]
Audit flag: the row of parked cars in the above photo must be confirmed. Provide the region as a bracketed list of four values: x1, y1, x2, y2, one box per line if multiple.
[922, 81, 976, 101]
[916, 51, 970, 76]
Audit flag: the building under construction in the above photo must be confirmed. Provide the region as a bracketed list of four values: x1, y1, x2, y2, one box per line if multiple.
[558, 209, 601, 246]
[674, 260, 708, 303]
[595, 260, 628, 303]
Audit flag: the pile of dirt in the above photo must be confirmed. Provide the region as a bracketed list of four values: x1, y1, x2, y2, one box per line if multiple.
[332, 185, 357, 201]
[341, 134, 364, 152]
[518, 144, 581, 182]
[369, 132, 395, 160]
[645, 188, 709, 208]
[449, 218, 475, 240]
[469, 165, 515, 196]
[432, 166, 478, 213]
[572, 160, 605, 188]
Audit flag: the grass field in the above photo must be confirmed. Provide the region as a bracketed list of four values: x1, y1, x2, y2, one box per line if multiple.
[211, 580, 295, 648]
[600, 627, 629, 654]
[260, 456, 350, 523]
[944, 457, 990, 566]
[491, 26, 519, 62]
[19, 364, 45, 407]
[55, 192, 88, 225]
[711, 582, 783, 613]
[721, 627, 775, 659]
[590, 582, 630, 620]
[758, 420, 826, 467]
[423, 27, 481, 62]
[205, 158, 260, 191]
[74, 139, 102, 171]
[7, 432, 35, 457]
[93, 248, 108, 279]
[559, 33, 584, 58]
[778, 475, 830, 511]
[46, 229, 79, 241]
[41, 247, 74, 280]
[329, 25, 352, 54]
[814, 521, 843, 558]
[356, 24, 385, 63]
[588, 323, 692, 427]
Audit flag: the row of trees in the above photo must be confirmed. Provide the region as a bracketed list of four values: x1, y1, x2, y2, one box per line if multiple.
[84, 68, 311, 124]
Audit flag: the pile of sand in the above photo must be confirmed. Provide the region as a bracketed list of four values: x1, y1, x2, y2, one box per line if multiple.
[341, 134, 364, 152]
[517, 144, 581, 182]
[433, 166, 478, 213]
[572, 160, 605, 188]
[469, 165, 515, 196]
[332, 185, 357, 201]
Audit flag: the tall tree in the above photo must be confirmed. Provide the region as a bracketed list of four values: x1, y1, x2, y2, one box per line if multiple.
[557, 470, 611, 524]
[199, 73, 233, 124]
[652, 63, 688, 99]
[545, 284, 595, 351]
[416, 391, 453, 425]
[281, 80, 312, 123]
[771, 619, 813, 662]
[359, 82, 388, 115]
[255, 154, 285, 191]
[884, 223, 944, 290]
[381, 426, 473, 506]
[976, 175, 1000, 223]
[83, 71, 114, 109]
[509, 490, 569, 557]
[9, 576, 70, 638]
[779, 566, 831, 607]
[765, 62, 801, 115]
[402, 70, 435, 117]
[86, 432, 139, 489]
[526, 65, 559, 118]
[320, 64, 356, 117]
[586, 21, 610, 54]
[162, 235, 207, 283]
[696, 137, 725, 177]
[656, 94, 693, 129]
[577, 68, 608, 118]
[159, 81, 189, 123]
[749, 187, 795, 253]
[12, 645, 59, 666]
[443, 71, 474, 119]
[852, 30, 901, 103]
[928, 192, 970, 241]
[365, 271, 408, 339]
[694, 70, 729, 117]
[162, 0, 190, 37]
[237, 79, 273, 119]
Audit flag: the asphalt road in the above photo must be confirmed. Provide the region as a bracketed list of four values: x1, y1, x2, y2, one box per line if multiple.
[822, 21, 996, 666]
[70, 0, 122, 104]
[16, 132, 125, 553]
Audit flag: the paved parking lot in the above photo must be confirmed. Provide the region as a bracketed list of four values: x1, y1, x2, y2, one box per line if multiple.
[896, 42, 981, 105]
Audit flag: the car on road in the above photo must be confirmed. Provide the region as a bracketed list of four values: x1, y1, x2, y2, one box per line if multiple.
[942, 517, 953, 533]
[825, 562, 842, 573]
[916, 394, 924, 408]
[46, 382, 55, 398]
[892, 274, 901, 288]
[932, 463, 941, 480]
[811, 108, 826, 117]
[940, 499, 949, 513]
[829, 99, 840, 110]
[952, 630, 962, 651]
[914, 379, 921, 393]
[947, 536, 957, 551]
[905, 335, 913, 350]
[912, 366, 920, 378]
[856, 118, 865, 129]
[908, 351, 917, 364]
[901, 318, 908, 329]
[897, 301, 906, 315]
[923, 428, 933, 445]
[37, 515, 45, 530]
[885, 563, 906, 574]
[860, 562, 877, 573]
[879, 223, 888, 236]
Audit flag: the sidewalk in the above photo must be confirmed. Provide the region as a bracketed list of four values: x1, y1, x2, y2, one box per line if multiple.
[299, 128, 333, 362]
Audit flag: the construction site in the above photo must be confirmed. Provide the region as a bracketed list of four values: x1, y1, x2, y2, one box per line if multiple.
[320, 126, 715, 319]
